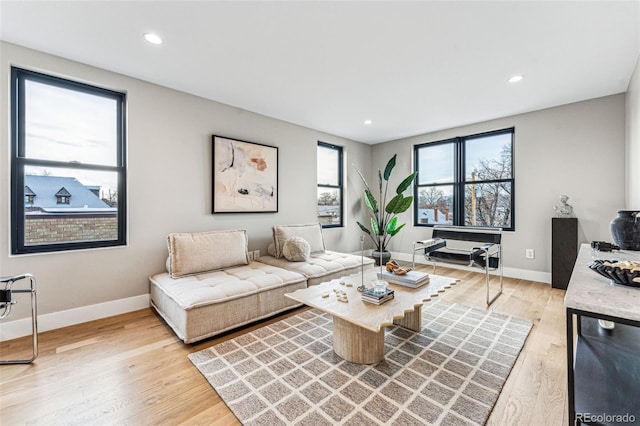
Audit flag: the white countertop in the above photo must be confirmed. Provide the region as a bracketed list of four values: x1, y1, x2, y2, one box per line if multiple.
[564, 243, 640, 322]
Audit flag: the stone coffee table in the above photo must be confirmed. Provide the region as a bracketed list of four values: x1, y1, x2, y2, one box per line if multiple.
[285, 269, 459, 364]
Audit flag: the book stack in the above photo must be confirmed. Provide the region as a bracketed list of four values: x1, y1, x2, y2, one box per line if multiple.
[362, 288, 394, 305]
[377, 270, 430, 288]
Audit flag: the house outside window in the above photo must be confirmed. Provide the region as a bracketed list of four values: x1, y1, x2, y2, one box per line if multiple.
[25, 185, 35, 205]
[55, 187, 71, 204]
[317, 142, 343, 228]
[414, 128, 514, 230]
[10, 67, 127, 254]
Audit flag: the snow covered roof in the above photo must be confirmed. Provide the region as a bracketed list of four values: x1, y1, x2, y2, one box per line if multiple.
[24, 175, 111, 209]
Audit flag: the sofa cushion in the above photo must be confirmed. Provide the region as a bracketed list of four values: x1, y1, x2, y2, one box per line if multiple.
[273, 223, 325, 258]
[282, 237, 311, 262]
[257, 250, 375, 286]
[167, 229, 249, 278]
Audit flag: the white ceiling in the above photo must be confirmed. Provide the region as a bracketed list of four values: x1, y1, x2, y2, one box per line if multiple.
[1, 1, 639, 144]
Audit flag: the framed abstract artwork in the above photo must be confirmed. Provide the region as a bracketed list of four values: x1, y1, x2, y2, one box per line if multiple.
[212, 135, 278, 213]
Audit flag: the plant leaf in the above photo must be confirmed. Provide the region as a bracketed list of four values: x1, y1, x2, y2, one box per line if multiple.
[396, 172, 417, 194]
[383, 154, 397, 181]
[385, 216, 398, 234]
[377, 169, 382, 191]
[395, 195, 414, 213]
[364, 189, 378, 213]
[356, 221, 371, 235]
[385, 194, 413, 214]
[388, 223, 406, 236]
[352, 164, 371, 193]
[370, 217, 380, 236]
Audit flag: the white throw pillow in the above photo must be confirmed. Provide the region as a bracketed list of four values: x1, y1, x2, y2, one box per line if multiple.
[282, 237, 311, 262]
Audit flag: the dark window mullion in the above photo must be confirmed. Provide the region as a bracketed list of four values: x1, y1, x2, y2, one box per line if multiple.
[19, 158, 122, 173]
[465, 178, 513, 185]
[455, 137, 464, 226]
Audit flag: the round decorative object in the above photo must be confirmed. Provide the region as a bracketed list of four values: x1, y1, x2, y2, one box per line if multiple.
[372, 250, 392, 266]
[282, 237, 311, 262]
[610, 210, 640, 250]
[587, 259, 640, 287]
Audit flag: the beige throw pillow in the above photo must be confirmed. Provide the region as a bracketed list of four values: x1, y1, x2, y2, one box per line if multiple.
[282, 237, 311, 262]
[167, 229, 249, 278]
[273, 223, 325, 258]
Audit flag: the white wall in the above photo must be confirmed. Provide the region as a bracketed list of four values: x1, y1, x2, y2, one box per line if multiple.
[626, 54, 640, 209]
[0, 42, 371, 335]
[373, 95, 626, 277]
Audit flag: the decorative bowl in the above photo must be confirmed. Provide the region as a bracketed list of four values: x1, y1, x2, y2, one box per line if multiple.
[587, 260, 640, 288]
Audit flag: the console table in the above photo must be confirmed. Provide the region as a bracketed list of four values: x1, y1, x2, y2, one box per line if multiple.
[564, 244, 640, 425]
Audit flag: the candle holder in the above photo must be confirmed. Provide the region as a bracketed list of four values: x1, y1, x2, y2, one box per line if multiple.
[372, 235, 388, 294]
[357, 235, 366, 292]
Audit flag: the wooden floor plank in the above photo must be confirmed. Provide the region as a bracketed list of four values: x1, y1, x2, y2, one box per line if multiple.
[1, 266, 568, 425]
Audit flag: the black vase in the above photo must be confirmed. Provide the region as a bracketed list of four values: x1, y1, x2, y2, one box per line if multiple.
[610, 210, 640, 251]
[372, 250, 392, 266]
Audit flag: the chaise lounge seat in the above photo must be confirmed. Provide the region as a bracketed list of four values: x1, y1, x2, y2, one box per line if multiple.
[149, 230, 307, 343]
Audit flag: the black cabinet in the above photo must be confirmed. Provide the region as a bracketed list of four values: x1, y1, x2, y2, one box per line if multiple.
[552, 217, 578, 289]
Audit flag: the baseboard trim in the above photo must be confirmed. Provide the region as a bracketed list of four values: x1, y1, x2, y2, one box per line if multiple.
[363, 251, 552, 284]
[0, 294, 150, 342]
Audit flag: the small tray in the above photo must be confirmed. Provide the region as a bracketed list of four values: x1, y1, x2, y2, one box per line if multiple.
[588, 260, 640, 288]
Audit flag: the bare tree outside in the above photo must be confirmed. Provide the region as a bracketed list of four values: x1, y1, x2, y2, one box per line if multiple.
[317, 191, 336, 206]
[418, 187, 445, 209]
[464, 144, 512, 227]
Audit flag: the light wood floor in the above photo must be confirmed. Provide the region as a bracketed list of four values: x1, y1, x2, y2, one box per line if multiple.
[1, 265, 568, 425]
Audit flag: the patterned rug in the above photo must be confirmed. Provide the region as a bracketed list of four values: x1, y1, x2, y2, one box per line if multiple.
[189, 301, 532, 425]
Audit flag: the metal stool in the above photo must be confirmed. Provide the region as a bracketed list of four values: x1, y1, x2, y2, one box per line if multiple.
[1, 274, 38, 364]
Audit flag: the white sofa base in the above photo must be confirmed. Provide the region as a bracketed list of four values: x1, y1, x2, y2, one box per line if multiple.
[149, 262, 307, 343]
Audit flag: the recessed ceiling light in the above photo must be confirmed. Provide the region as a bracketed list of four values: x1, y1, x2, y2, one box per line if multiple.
[364, 120, 372, 125]
[144, 33, 163, 45]
[508, 75, 523, 83]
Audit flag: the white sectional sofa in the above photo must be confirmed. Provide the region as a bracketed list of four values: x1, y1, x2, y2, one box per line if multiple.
[149, 224, 374, 343]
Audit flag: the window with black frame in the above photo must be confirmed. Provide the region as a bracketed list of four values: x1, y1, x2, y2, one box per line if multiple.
[414, 128, 514, 230]
[317, 142, 343, 228]
[10, 67, 127, 254]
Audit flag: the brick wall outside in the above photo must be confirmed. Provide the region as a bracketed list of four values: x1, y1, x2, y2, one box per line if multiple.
[25, 214, 118, 244]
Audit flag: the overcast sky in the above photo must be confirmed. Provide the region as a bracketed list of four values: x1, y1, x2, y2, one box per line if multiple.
[417, 132, 510, 184]
[24, 79, 119, 193]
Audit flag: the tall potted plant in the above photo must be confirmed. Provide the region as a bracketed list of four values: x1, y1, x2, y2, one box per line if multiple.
[354, 154, 417, 265]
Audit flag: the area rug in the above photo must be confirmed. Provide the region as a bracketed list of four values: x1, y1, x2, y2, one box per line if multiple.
[189, 301, 532, 425]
